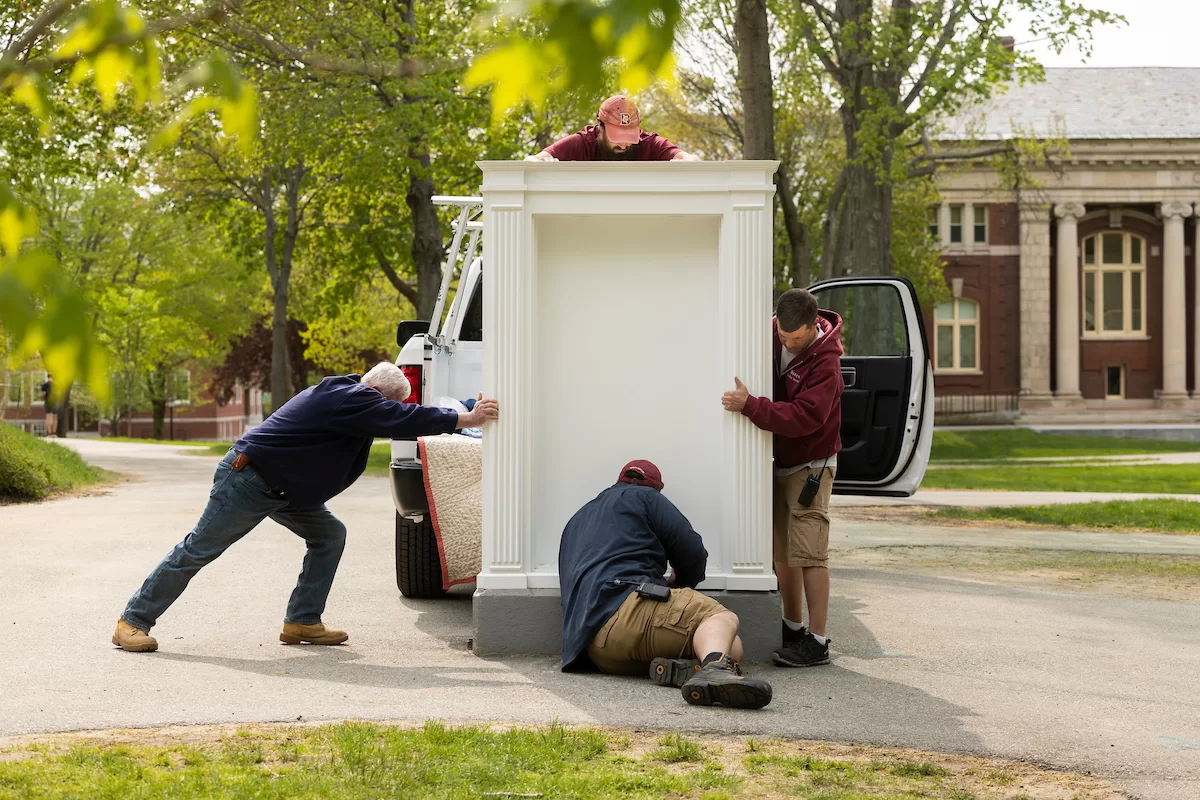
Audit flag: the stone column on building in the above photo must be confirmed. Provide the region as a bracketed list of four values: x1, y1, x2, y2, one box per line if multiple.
[939, 203, 952, 249]
[1053, 203, 1086, 405]
[1194, 219, 1200, 400]
[1159, 201, 1192, 406]
[1018, 204, 1054, 409]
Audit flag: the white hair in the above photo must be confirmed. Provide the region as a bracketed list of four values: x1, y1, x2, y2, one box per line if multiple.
[362, 362, 411, 402]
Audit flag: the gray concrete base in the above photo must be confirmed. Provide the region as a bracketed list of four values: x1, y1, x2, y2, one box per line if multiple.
[472, 588, 782, 660]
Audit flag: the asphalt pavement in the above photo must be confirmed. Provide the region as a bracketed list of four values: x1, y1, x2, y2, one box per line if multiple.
[1, 438, 1197, 800]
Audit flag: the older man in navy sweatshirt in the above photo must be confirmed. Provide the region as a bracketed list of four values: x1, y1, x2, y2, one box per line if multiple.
[113, 362, 498, 653]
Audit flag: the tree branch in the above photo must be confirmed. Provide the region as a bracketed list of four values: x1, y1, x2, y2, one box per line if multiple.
[369, 235, 420, 308]
[0, 0, 82, 65]
[900, 0, 967, 111]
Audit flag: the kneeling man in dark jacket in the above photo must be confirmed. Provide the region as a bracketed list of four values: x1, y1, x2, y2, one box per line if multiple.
[558, 460, 772, 709]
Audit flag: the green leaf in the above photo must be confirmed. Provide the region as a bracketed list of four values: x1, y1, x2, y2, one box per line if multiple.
[0, 184, 38, 257]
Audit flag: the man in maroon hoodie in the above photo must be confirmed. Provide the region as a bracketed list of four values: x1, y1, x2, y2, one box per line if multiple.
[721, 288, 843, 667]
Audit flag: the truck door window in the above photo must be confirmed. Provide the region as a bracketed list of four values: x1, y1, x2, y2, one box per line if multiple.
[459, 284, 483, 341]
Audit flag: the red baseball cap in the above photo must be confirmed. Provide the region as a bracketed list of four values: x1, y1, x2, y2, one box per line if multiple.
[617, 459, 664, 491]
[597, 95, 642, 145]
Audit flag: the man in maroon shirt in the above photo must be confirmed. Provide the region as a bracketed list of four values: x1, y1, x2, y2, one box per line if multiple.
[721, 289, 844, 669]
[527, 95, 699, 162]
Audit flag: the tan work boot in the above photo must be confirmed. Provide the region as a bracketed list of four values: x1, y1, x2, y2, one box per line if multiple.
[112, 619, 158, 652]
[280, 622, 348, 645]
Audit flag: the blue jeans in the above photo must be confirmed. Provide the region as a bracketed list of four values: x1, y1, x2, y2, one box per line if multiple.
[122, 450, 347, 631]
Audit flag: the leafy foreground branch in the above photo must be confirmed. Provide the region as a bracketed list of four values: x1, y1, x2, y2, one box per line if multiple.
[0, 721, 1121, 799]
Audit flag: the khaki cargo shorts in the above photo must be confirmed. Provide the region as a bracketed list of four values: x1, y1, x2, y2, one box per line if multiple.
[772, 466, 836, 568]
[587, 587, 728, 675]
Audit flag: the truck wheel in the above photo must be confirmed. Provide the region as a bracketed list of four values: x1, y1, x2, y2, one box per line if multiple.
[395, 513, 447, 598]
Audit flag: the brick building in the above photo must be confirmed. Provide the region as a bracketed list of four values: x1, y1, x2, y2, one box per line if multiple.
[3, 366, 263, 440]
[932, 67, 1200, 422]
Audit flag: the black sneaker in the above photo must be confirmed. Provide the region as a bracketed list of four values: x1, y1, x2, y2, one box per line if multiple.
[680, 654, 773, 709]
[782, 622, 807, 644]
[649, 657, 702, 688]
[772, 631, 830, 667]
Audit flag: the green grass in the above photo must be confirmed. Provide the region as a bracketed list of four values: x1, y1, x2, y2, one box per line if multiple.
[920, 463, 1200, 494]
[931, 428, 1200, 461]
[0, 425, 117, 502]
[930, 499, 1200, 533]
[192, 442, 393, 476]
[0, 722, 1008, 800]
[97, 436, 221, 446]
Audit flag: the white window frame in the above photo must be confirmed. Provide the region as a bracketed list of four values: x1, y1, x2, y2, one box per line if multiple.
[31, 370, 47, 406]
[169, 369, 193, 407]
[934, 298, 981, 374]
[949, 205, 964, 244]
[3, 372, 24, 407]
[1105, 364, 1125, 399]
[1082, 231, 1146, 339]
[927, 207, 939, 239]
[973, 204, 988, 244]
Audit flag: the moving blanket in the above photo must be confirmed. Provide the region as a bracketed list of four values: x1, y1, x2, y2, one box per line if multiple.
[418, 433, 482, 589]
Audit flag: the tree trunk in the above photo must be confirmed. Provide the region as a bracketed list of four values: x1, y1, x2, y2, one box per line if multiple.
[151, 398, 166, 440]
[736, 0, 774, 162]
[55, 383, 72, 437]
[405, 155, 444, 321]
[822, 160, 893, 279]
[777, 171, 811, 287]
[736, 0, 815, 289]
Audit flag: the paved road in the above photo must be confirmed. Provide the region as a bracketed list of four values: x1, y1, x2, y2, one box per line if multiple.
[2, 439, 1198, 800]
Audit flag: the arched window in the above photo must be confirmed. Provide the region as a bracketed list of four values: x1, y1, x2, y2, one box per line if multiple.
[934, 298, 979, 372]
[1083, 232, 1145, 336]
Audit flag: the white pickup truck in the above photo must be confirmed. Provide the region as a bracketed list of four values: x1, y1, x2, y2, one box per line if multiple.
[390, 197, 935, 598]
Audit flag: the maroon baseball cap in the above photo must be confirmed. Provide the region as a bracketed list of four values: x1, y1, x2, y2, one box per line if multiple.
[617, 459, 664, 491]
[597, 95, 642, 145]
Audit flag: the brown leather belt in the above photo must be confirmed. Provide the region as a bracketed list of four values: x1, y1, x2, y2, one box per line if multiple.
[231, 451, 285, 496]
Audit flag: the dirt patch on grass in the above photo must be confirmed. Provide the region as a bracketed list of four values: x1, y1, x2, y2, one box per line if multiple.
[840, 545, 1200, 603]
[0, 721, 1122, 799]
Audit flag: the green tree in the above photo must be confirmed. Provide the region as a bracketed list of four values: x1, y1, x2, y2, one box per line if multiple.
[0, 0, 257, 401]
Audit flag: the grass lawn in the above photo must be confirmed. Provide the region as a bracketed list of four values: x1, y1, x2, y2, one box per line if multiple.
[920, 463, 1200, 494]
[929, 498, 1200, 533]
[931, 428, 1200, 461]
[97, 436, 220, 446]
[843, 546, 1200, 602]
[0, 722, 1115, 800]
[192, 442, 394, 477]
[0, 425, 117, 502]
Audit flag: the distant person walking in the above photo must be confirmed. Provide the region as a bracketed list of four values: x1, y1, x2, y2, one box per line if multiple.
[40, 374, 56, 437]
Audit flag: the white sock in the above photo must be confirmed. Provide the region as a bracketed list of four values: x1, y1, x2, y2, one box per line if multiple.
[783, 618, 804, 632]
[811, 633, 827, 645]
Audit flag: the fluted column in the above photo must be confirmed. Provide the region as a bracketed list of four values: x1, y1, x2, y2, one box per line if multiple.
[480, 201, 531, 588]
[1018, 204, 1054, 407]
[939, 203, 952, 249]
[726, 199, 774, 589]
[1159, 201, 1192, 404]
[964, 202, 975, 253]
[1054, 203, 1086, 402]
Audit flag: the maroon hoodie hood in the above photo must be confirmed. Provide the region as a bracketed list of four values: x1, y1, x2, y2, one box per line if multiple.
[740, 309, 844, 469]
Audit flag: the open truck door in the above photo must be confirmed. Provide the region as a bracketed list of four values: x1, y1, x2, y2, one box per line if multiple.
[807, 277, 933, 497]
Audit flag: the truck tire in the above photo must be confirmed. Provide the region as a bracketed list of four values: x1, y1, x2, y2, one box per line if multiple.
[395, 513, 447, 598]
